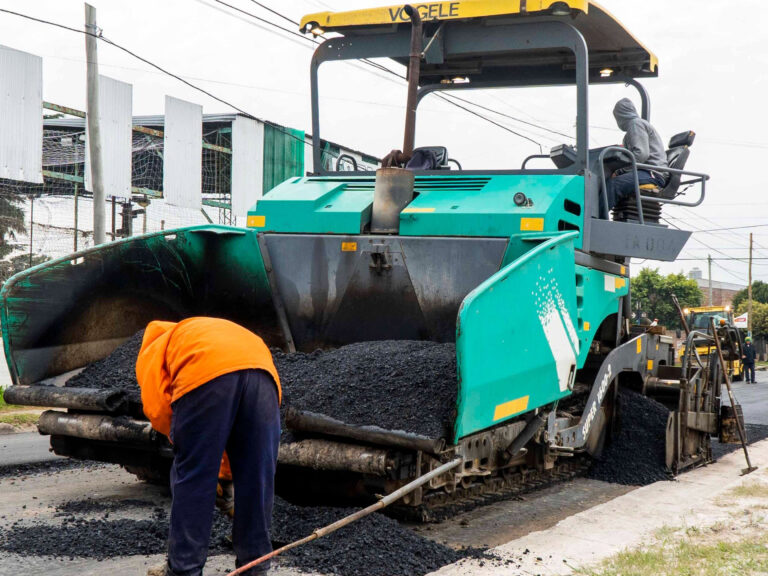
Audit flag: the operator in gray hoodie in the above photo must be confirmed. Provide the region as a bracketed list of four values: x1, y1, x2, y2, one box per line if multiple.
[606, 98, 668, 212]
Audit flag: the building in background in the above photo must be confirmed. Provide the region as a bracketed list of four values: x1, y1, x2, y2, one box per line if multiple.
[688, 267, 745, 307]
[0, 112, 379, 277]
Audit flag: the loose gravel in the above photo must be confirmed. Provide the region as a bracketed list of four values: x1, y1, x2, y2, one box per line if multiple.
[65, 330, 144, 391]
[0, 496, 480, 576]
[0, 459, 98, 480]
[0, 506, 232, 560]
[66, 332, 459, 440]
[587, 389, 671, 486]
[274, 341, 458, 439]
[272, 497, 475, 576]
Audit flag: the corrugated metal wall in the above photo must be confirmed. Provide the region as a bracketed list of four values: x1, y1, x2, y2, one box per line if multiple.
[0, 45, 43, 183]
[262, 124, 304, 194]
[85, 75, 133, 198]
[163, 96, 202, 210]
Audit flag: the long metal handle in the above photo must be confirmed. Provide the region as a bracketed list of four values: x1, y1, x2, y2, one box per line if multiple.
[710, 318, 756, 474]
[226, 457, 463, 576]
[671, 294, 690, 336]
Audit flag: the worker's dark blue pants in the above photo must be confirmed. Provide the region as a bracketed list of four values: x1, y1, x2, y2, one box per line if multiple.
[744, 362, 756, 383]
[167, 369, 280, 576]
[605, 169, 666, 212]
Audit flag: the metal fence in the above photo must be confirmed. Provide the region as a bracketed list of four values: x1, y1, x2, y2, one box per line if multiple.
[0, 104, 240, 283]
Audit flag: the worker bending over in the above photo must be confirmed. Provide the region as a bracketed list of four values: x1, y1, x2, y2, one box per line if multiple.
[138, 317, 281, 576]
[606, 98, 668, 210]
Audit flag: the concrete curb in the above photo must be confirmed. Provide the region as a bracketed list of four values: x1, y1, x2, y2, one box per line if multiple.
[430, 438, 768, 575]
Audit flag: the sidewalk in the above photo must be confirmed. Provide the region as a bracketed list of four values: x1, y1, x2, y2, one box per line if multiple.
[431, 439, 768, 575]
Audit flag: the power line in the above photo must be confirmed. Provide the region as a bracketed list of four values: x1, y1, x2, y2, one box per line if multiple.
[0, 6, 313, 149]
[439, 92, 575, 140]
[208, 0, 312, 43]
[199, 0, 550, 149]
[246, 0, 302, 27]
[432, 95, 544, 148]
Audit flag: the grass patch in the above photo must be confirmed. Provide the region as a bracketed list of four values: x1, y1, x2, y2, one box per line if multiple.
[0, 412, 39, 427]
[726, 482, 768, 499]
[578, 534, 768, 576]
[0, 388, 32, 413]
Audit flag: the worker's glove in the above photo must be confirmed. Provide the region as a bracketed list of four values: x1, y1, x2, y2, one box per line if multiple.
[216, 479, 234, 518]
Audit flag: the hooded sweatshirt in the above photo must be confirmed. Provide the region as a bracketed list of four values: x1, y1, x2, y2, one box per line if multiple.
[135, 316, 281, 438]
[613, 98, 668, 169]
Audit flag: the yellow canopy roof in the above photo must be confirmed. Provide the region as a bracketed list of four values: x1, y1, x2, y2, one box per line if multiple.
[301, 1, 657, 78]
[300, 1, 588, 31]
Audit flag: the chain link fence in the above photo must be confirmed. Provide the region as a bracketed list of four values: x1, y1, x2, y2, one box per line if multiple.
[0, 117, 238, 284]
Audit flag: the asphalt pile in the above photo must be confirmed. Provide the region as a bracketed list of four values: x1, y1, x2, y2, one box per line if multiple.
[272, 497, 475, 576]
[66, 332, 460, 440]
[65, 330, 144, 391]
[0, 500, 232, 561]
[0, 496, 478, 576]
[587, 389, 671, 486]
[0, 459, 100, 481]
[275, 341, 458, 439]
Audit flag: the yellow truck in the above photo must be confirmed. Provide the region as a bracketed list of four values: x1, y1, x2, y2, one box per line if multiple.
[680, 306, 744, 380]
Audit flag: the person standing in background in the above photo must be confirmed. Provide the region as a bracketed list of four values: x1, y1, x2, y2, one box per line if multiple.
[742, 336, 757, 384]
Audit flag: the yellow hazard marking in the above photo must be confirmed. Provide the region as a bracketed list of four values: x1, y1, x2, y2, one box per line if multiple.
[402, 207, 435, 214]
[583, 321, 590, 331]
[647, 360, 654, 371]
[300, 1, 589, 30]
[620, 265, 626, 275]
[615, 278, 626, 290]
[637, 339, 642, 354]
[341, 242, 357, 252]
[520, 217, 544, 231]
[493, 396, 530, 421]
[247, 215, 266, 228]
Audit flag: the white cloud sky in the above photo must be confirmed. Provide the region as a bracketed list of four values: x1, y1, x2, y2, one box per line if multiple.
[1, 0, 766, 284]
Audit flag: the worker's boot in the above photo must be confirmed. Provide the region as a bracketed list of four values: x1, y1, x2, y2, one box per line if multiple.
[216, 479, 235, 518]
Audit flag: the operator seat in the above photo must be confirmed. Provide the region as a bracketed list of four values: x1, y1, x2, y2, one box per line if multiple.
[406, 146, 449, 170]
[612, 131, 696, 224]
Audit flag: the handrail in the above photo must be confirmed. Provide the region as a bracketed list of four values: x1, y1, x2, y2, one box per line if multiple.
[598, 146, 643, 224]
[635, 161, 708, 208]
[521, 154, 550, 169]
[335, 154, 358, 171]
[598, 148, 711, 222]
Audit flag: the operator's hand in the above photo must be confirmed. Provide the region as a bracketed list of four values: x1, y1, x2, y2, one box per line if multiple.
[216, 479, 234, 518]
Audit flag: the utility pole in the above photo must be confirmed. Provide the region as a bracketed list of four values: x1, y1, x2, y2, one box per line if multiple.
[85, 3, 106, 245]
[708, 254, 713, 306]
[749, 233, 753, 336]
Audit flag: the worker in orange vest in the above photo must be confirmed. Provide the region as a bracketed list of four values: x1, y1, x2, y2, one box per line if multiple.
[138, 317, 281, 576]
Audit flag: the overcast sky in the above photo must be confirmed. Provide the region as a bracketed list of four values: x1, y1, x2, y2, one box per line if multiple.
[0, 0, 766, 285]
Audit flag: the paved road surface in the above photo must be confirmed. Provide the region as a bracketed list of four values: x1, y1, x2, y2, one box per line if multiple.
[0, 365, 765, 575]
[0, 432, 61, 467]
[731, 372, 768, 425]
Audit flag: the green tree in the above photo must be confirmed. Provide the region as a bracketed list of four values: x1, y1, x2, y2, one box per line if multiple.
[735, 299, 768, 338]
[0, 253, 48, 283]
[0, 193, 26, 260]
[631, 268, 702, 329]
[732, 280, 768, 311]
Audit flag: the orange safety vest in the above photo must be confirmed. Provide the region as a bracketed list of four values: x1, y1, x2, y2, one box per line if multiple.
[136, 317, 281, 479]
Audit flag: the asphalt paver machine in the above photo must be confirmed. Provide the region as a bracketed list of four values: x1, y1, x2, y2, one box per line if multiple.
[1, 1, 730, 516]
